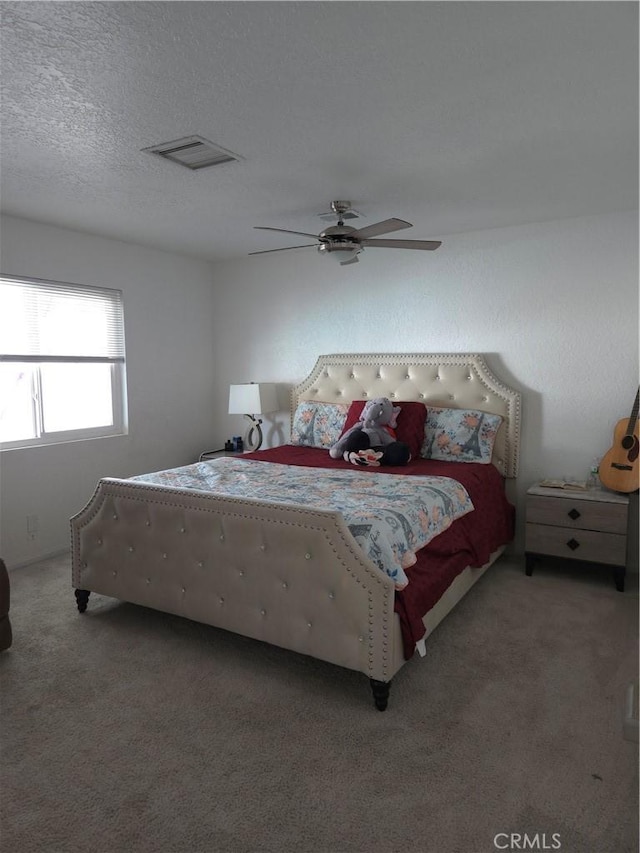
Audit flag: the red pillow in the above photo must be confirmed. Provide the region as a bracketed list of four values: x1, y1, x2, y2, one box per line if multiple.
[340, 400, 427, 459]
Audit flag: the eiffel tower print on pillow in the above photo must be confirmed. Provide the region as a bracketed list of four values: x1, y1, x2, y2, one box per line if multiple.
[421, 407, 503, 464]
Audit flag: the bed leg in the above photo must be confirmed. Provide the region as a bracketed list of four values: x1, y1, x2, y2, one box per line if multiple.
[370, 678, 391, 711]
[74, 589, 90, 613]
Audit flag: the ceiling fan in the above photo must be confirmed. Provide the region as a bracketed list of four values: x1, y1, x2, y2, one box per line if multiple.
[249, 200, 442, 266]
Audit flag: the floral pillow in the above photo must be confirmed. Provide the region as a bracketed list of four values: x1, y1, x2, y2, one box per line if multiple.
[421, 407, 503, 464]
[339, 400, 427, 459]
[290, 401, 350, 449]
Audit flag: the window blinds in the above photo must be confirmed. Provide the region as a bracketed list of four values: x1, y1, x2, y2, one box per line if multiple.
[0, 275, 125, 363]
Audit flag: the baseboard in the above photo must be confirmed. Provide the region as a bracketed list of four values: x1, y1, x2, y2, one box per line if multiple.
[6, 548, 70, 572]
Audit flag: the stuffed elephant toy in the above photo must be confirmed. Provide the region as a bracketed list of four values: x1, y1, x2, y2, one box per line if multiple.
[329, 397, 411, 466]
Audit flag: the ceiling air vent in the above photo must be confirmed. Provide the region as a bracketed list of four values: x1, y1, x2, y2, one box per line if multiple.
[142, 136, 242, 170]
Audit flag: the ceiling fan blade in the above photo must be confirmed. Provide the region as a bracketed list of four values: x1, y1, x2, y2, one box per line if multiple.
[248, 244, 317, 256]
[362, 238, 442, 251]
[349, 218, 412, 240]
[254, 226, 319, 239]
[340, 255, 360, 266]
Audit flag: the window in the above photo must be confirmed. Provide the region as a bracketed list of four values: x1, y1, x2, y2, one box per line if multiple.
[0, 274, 127, 450]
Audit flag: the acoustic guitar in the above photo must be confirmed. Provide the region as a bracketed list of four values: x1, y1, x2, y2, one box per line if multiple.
[598, 388, 640, 493]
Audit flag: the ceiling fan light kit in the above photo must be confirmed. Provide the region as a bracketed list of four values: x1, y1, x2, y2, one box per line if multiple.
[317, 242, 361, 265]
[249, 200, 442, 266]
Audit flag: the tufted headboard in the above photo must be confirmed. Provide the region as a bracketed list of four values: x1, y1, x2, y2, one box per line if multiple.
[292, 353, 521, 478]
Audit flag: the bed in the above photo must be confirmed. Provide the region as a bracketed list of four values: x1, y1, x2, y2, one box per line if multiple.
[71, 352, 521, 710]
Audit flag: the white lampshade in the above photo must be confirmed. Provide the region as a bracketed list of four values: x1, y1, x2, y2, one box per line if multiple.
[317, 243, 361, 265]
[228, 383, 278, 415]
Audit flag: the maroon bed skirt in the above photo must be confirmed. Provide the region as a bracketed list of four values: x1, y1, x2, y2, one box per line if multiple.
[242, 446, 515, 659]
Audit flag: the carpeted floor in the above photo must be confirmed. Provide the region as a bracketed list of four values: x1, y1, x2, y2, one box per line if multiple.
[1, 553, 638, 853]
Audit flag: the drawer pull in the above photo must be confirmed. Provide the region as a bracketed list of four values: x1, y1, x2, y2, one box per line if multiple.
[567, 538, 580, 551]
[567, 508, 581, 521]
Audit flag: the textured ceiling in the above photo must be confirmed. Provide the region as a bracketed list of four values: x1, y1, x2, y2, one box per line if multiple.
[1, 1, 638, 262]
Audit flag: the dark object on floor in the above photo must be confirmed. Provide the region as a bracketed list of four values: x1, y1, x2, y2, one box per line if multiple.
[0, 557, 13, 651]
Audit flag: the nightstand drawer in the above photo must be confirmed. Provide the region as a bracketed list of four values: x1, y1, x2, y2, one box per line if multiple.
[526, 495, 627, 534]
[525, 522, 627, 565]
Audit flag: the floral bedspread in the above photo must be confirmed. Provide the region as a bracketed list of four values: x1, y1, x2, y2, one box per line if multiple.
[131, 458, 474, 589]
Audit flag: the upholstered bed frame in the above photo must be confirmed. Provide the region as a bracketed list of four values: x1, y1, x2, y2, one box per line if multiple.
[71, 353, 521, 709]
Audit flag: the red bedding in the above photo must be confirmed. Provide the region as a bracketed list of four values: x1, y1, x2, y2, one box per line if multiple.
[242, 445, 515, 659]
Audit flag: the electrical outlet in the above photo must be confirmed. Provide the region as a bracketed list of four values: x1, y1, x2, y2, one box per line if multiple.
[27, 514, 39, 540]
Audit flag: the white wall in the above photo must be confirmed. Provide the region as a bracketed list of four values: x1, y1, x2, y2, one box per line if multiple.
[207, 209, 639, 554]
[0, 216, 217, 566]
[1, 209, 637, 567]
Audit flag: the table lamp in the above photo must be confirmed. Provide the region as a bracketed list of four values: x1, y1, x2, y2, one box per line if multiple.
[228, 382, 278, 451]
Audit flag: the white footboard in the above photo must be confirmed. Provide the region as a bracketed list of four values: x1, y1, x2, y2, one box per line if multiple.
[70, 478, 401, 684]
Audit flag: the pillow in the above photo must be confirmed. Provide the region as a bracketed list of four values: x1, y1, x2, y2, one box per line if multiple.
[339, 400, 427, 459]
[290, 401, 350, 448]
[421, 407, 503, 464]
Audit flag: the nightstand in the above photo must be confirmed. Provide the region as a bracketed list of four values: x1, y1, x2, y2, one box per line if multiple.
[198, 449, 244, 462]
[525, 484, 630, 591]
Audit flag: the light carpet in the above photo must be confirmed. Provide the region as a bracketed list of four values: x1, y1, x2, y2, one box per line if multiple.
[1, 553, 637, 853]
